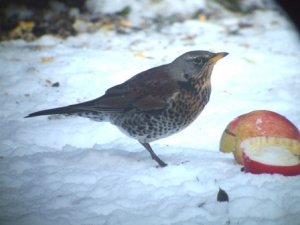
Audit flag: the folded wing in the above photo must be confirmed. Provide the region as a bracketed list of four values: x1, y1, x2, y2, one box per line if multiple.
[25, 65, 179, 118]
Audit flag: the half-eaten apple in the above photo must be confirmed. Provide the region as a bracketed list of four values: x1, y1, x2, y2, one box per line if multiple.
[241, 137, 300, 176]
[220, 110, 300, 164]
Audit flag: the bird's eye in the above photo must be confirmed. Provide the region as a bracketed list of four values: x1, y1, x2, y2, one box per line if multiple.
[193, 57, 203, 64]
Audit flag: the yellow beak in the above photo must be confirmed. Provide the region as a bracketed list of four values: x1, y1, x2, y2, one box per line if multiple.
[209, 52, 229, 64]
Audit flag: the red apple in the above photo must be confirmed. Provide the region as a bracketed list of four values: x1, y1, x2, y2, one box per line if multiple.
[220, 110, 300, 164]
[242, 137, 300, 176]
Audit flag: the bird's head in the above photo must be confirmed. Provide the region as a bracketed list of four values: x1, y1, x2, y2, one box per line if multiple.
[169, 50, 228, 81]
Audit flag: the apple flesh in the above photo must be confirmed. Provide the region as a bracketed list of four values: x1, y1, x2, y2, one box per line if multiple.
[220, 110, 300, 164]
[241, 137, 300, 176]
[219, 130, 235, 153]
[219, 116, 244, 153]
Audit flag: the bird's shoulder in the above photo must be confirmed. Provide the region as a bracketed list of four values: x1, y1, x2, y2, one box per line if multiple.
[106, 65, 179, 96]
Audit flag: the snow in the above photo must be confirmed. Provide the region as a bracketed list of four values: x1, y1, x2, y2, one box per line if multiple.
[1, 0, 300, 225]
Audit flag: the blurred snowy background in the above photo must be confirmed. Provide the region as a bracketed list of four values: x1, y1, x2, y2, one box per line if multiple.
[0, 0, 300, 225]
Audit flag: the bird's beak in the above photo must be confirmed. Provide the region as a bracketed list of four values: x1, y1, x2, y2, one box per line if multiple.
[209, 52, 229, 64]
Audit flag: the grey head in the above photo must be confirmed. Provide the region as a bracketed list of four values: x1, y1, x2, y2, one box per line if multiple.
[167, 50, 228, 81]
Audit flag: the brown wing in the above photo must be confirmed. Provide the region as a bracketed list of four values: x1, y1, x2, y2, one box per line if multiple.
[87, 65, 180, 112]
[25, 65, 179, 118]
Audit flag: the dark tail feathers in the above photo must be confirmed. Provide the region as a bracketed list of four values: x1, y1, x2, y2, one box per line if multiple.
[25, 105, 86, 118]
[25, 99, 99, 118]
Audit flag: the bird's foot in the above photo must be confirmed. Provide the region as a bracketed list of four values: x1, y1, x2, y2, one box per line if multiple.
[140, 142, 168, 168]
[154, 157, 168, 168]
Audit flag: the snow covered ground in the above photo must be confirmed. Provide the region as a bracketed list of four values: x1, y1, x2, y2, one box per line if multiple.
[1, 1, 300, 225]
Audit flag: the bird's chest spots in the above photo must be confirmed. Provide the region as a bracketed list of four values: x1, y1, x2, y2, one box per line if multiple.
[111, 79, 211, 142]
[171, 79, 211, 118]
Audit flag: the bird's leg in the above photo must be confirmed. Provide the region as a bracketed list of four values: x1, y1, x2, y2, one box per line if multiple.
[140, 142, 167, 167]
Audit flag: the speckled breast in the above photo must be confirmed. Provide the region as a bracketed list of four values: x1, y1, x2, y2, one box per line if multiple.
[112, 79, 212, 143]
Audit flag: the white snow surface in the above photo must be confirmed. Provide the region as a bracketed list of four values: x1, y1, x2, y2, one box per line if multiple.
[1, 1, 300, 225]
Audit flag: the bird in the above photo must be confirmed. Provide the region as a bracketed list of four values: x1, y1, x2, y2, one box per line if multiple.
[25, 50, 228, 167]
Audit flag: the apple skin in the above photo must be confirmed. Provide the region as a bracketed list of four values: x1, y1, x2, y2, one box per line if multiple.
[243, 151, 300, 176]
[220, 110, 300, 164]
[241, 136, 300, 176]
[219, 115, 245, 153]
